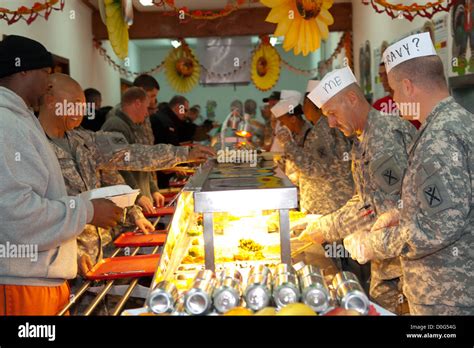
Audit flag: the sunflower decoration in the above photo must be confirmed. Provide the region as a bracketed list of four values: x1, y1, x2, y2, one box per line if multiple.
[101, 0, 133, 60]
[261, 0, 334, 56]
[251, 36, 281, 91]
[164, 40, 201, 93]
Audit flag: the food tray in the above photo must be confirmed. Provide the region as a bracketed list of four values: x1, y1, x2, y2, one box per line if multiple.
[143, 206, 176, 218]
[85, 254, 161, 280]
[169, 179, 187, 188]
[114, 232, 168, 248]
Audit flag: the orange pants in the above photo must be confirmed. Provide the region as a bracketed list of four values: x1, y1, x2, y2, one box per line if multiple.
[0, 282, 70, 316]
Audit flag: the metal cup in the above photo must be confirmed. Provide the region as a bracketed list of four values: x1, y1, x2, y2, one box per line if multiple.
[332, 271, 370, 315]
[147, 280, 179, 314]
[213, 268, 242, 313]
[184, 270, 216, 315]
[273, 264, 300, 308]
[244, 265, 272, 311]
[297, 265, 330, 313]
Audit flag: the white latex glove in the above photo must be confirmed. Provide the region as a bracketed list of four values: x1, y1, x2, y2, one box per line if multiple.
[276, 125, 294, 145]
[343, 230, 374, 264]
[371, 209, 400, 232]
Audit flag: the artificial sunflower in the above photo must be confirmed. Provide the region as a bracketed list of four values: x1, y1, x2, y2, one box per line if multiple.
[261, 0, 334, 56]
[164, 42, 201, 93]
[103, 0, 132, 60]
[251, 39, 281, 91]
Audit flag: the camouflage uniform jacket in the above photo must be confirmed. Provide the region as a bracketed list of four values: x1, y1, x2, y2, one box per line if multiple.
[101, 109, 189, 199]
[282, 117, 354, 214]
[308, 108, 416, 281]
[365, 97, 474, 309]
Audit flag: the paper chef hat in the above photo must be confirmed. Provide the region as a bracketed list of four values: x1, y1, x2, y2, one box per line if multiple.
[271, 90, 302, 118]
[383, 32, 437, 73]
[306, 80, 320, 93]
[280, 90, 302, 102]
[307, 67, 357, 108]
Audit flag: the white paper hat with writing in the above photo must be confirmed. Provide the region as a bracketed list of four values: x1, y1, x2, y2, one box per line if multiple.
[271, 90, 302, 118]
[306, 80, 320, 93]
[307, 67, 357, 108]
[383, 32, 436, 73]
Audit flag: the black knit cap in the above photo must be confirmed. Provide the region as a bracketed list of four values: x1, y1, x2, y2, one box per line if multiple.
[0, 35, 53, 78]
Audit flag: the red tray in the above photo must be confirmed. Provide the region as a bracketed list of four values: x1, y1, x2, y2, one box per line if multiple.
[169, 179, 187, 187]
[85, 254, 160, 280]
[143, 206, 176, 218]
[163, 193, 177, 204]
[114, 232, 167, 248]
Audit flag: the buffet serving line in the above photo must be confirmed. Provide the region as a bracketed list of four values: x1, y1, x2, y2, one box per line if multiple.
[59, 156, 391, 316]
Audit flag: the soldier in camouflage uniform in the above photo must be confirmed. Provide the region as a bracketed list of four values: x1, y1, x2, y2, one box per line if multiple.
[276, 88, 354, 214]
[298, 67, 416, 313]
[344, 34, 474, 315]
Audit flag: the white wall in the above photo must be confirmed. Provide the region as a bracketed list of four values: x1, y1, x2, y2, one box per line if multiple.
[0, 0, 123, 105]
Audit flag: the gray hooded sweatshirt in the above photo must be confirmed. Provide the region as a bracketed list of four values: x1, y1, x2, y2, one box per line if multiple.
[0, 87, 93, 286]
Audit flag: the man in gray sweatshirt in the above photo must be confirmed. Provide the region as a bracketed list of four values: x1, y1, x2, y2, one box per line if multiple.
[0, 35, 123, 315]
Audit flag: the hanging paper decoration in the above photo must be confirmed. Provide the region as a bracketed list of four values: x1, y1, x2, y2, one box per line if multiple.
[0, 0, 65, 25]
[154, 0, 259, 20]
[102, 0, 133, 60]
[261, 0, 334, 56]
[164, 40, 201, 93]
[251, 37, 281, 91]
[362, 0, 453, 21]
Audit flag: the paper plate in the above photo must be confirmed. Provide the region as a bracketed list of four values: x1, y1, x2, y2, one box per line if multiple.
[82, 185, 140, 208]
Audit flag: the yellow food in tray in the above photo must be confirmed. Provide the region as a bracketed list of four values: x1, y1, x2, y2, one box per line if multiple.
[239, 239, 263, 252]
[180, 237, 279, 265]
[266, 210, 307, 232]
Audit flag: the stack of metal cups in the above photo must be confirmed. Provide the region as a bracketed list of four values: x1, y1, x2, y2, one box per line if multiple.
[244, 265, 273, 311]
[272, 264, 300, 309]
[332, 271, 370, 315]
[212, 268, 243, 313]
[146, 280, 179, 314]
[297, 265, 330, 313]
[184, 269, 216, 315]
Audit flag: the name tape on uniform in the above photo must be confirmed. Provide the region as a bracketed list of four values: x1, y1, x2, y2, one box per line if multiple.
[307, 67, 357, 108]
[383, 32, 437, 73]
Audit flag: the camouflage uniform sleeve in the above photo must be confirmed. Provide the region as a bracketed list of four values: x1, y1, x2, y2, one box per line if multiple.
[282, 131, 350, 180]
[369, 130, 471, 260]
[77, 225, 102, 264]
[284, 157, 300, 186]
[367, 124, 414, 214]
[94, 131, 190, 171]
[308, 195, 373, 242]
[281, 137, 323, 178]
[126, 204, 145, 224]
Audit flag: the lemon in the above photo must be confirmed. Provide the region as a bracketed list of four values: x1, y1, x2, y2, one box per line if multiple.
[277, 303, 317, 316]
[224, 307, 253, 316]
[255, 307, 277, 316]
